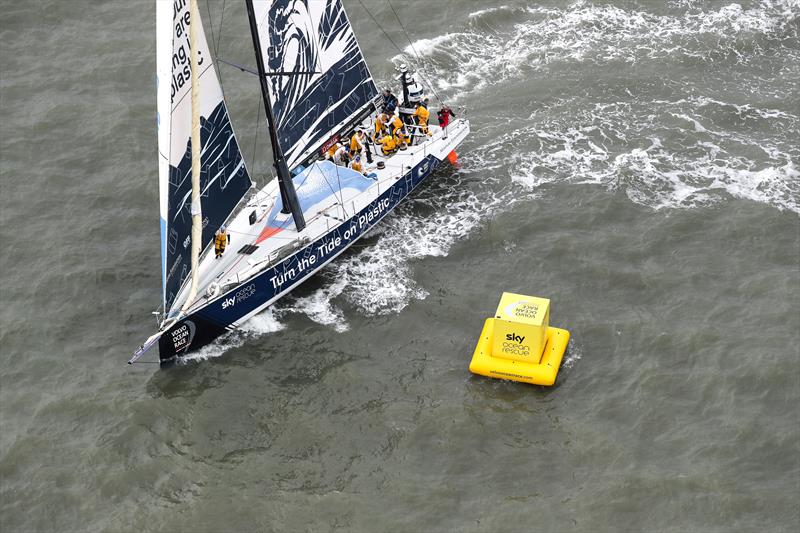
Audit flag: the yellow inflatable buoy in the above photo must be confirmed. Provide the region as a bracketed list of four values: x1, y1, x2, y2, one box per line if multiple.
[469, 292, 570, 386]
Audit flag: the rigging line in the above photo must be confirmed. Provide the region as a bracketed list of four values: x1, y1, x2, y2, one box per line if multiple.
[251, 96, 261, 185]
[314, 159, 344, 206]
[206, 2, 230, 112]
[385, 0, 444, 105]
[324, 94, 346, 209]
[205, 0, 218, 57]
[354, 0, 407, 60]
[355, 0, 442, 105]
[333, 161, 346, 215]
[216, 0, 227, 55]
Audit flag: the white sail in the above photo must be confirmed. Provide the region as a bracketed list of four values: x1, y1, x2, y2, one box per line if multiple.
[156, 0, 253, 313]
[252, 0, 379, 169]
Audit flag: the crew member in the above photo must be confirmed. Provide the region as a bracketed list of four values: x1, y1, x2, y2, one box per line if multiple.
[414, 98, 432, 139]
[214, 225, 229, 259]
[349, 130, 366, 158]
[333, 144, 350, 166]
[380, 134, 397, 155]
[437, 105, 456, 136]
[381, 88, 398, 114]
[373, 114, 389, 143]
[325, 142, 342, 160]
[350, 129, 373, 164]
[349, 154, 365, 174]
[390, 113, 407, 146]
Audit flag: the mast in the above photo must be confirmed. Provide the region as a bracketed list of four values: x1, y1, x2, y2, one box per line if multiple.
[182, 0, 202, 313]
[245, 0, 306, 232]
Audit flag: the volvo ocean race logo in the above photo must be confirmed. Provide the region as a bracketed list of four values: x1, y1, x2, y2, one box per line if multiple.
[171, 320, 196, 353]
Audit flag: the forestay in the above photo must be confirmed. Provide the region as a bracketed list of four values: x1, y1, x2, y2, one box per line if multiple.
[253, 0, 379, 170]
[156, 0, 253, 313]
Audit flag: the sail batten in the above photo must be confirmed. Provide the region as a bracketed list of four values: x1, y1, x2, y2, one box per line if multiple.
[156, 0, 253, 314]
[253, 0, 379, 170]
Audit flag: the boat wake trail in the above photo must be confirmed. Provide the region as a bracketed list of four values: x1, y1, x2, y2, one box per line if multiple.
[400, 0, 799, 101]
[488, 96, 800, 213]
[397, 0, 800, 214]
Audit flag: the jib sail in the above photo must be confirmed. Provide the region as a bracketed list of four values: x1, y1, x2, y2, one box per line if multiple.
[156, 0, 253, 313]
[252, 0, 380, 169]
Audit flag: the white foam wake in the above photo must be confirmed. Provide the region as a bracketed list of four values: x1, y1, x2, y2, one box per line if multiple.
[180, 307, 286, 363]
[321, 173, 500, 316]
[395, 1, 799, 101]
[478, 96, 800, 213]
[279, 276, 350, 332]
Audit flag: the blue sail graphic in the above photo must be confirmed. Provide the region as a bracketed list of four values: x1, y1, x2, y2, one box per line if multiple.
[164, 102, 252, 311]
[258, 0, 379, 169]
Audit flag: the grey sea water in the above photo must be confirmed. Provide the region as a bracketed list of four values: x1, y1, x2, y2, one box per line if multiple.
[1, 0, 799, 531]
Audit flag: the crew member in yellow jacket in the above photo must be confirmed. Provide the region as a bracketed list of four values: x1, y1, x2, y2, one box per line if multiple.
[214, 226, 230, 259]
[414, 98, 432, 137]
[373, 114, 389, 143]
[380, 134, 397, 155]
[390, 113, 407, 146]
[351, 129, 373, 163]
[350, 130, 369, 159]
[349, 154, 365, 174]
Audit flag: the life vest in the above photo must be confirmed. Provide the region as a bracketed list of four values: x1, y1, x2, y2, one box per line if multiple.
[214, 231, 228, 251]
[381, 135, 397, 154]
[414, 104, 430, 125]
[374, 117, 387, 138]
[391, 116, 407, 146]
[350, 133, 363, 154]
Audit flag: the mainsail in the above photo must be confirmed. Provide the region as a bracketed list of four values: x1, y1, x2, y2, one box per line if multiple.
[156, 0, 253, 313]
[253, 0, 380, 170]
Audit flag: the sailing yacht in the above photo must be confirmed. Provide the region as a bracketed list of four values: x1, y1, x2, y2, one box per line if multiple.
[131, 0, 469, 363]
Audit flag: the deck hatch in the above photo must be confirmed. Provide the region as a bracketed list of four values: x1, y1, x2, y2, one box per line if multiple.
[237, 244, 259, 255]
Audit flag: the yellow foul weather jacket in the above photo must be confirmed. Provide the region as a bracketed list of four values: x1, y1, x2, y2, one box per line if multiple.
[380, 135, 397, 155]
[414, 104, 431, 135]
[214, 230, 229, 254]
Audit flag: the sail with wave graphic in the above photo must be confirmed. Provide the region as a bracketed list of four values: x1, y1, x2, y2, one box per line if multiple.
[156, 0, 253, 312]
[253, 0, 379, 169]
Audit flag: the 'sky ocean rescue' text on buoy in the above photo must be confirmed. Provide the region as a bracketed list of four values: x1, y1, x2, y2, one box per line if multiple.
[469, 292, 570, 386]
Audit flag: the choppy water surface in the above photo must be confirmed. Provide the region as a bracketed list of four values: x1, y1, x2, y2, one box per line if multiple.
[1, 0, 799, 531]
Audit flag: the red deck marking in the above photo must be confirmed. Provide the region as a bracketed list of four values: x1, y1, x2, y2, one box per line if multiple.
[256, 226, 284, 244]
